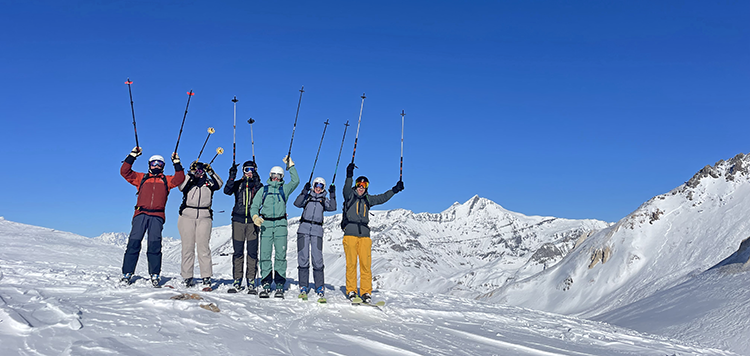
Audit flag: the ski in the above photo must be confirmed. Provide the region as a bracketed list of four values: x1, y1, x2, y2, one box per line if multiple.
[317, 297, 327, 304]
[275, 290, 285, 299]
[258, 289, 270, 298]
[227, 288, 238, 294]
[352, 300, 385, 308]
[298, 292, 308, 301]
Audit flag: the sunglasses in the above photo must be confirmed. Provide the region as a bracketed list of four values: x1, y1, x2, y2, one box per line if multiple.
[243, 167, 256, 173]
[313, 182, 324, 189]
[355, 181, 369, 189]
[149, 160, 165, 168]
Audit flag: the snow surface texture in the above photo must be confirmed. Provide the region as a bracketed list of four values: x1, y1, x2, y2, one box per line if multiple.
[488, 153, 750, 354]
[0, 218, 736, 355]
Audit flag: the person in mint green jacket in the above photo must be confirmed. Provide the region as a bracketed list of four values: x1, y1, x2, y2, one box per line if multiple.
[250, 156, 299, 297]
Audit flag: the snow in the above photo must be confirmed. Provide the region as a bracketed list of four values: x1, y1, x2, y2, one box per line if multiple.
[3, 153, 750, 355]
[0, 219, 737, 355]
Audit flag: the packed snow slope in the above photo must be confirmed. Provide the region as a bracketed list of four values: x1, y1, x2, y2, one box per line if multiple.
[487, 153, 750, 354]
[0, 218, 737, 355]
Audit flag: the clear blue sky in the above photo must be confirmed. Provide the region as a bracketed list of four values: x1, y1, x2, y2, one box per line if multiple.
[2, 1, 748, 239]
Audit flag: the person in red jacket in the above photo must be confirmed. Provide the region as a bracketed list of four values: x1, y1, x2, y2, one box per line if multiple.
[120, 147, 185, 287]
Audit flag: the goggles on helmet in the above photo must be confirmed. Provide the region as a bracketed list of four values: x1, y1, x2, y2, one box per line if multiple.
[270, 173, 283, 180]
[355, 181, 369, 189]
[149, 160, 165, 168]
[243, 166, 256, 173]
[313, 182, 324, 189]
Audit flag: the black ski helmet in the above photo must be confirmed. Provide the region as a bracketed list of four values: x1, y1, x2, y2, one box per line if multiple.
[243, 160, 257, 169]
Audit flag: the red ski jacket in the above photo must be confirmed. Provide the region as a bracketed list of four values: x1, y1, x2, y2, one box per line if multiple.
[121, 155, 185, 220]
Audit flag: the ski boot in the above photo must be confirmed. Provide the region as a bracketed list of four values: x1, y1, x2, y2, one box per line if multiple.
[258, 283, 271, 298]
[275, 288, 285, 299]
[347, 291, 362, 303]
[298, 286, 309, 301]
[316, 286, 326, 304]
[232, 279, 245, 292]
[150, 274, 161, 288]
[247, 281, 258, 295]
[201, 277, 213, 291]
[120, 273, 133, 285]
[361, 293, 372, 304]
[184, 277, 195, 287]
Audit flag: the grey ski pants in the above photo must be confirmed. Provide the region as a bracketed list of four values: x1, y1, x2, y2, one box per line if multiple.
[232, 221, 259, 283]
[297, 232, 324, 290]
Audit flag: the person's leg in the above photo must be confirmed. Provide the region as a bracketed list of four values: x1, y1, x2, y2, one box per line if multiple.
[122, 214, 148, 274]
[178, 215, 197, 279]
[195, 217, 213, 278]
[358, 237, 373, 295]
[342, 235, 359, 295]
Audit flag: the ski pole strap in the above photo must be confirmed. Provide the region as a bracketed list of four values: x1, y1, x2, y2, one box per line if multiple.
[299, 217, 324, 226]
[135, 206, 165, 213]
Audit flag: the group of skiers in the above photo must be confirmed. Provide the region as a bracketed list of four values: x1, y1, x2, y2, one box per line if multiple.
[119, 147, 404, 302]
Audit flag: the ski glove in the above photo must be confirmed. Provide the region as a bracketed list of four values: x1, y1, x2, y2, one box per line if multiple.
[303, 182, 311, 192]
[204, 163, 213, 174]
[329, 184, 335, 195]
[228, 163, 238, 178]
[283, 156, 295, 170]
[392, 180, 404, 194]
[346, 163, 356, 178]
[171, 152, 180, 164]
[252, 215, 264, 227]
[130, 147, 142, 158]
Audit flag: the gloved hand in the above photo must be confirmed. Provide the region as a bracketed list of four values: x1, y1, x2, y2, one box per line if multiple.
[283, 156, 295, 170]
[252, 215, 264, 227]
[229, 163, 239, 177]
[392, 180, 404, 194]
[129, 147, 142, 158]
[204, 163, 213, 174]
[346, 163, 355, 178]
[329, 184, 335, 195]
[303, 182, 311, 192]
[171, 152, 180, 164]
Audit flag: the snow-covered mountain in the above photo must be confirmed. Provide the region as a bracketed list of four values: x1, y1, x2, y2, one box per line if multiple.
[0, 217, 737, 355]
[153, 195, 610, 298]
[485, 153, 750, 352]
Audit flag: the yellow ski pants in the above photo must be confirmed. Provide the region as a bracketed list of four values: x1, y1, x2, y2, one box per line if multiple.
[343, 235, 372, 295]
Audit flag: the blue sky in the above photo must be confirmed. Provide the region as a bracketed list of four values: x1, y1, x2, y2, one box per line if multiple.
[1, 1, 748, 239]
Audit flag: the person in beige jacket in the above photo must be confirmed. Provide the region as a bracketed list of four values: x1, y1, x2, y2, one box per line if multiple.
[177, 161, 223, 288]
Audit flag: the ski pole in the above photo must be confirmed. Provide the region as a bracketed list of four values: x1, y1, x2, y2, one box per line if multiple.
[174, 90, 195, 154]
[125, 78, 139, 148]
[308, 119, 330, 184]
[209, 147, 224, 165]
[350, 93, 366, 164]
[331, 120, 350, 185]
[232, 96, 238, 165]
[400, 110, 405, 182]
[197, 127, 215, 161]
[287, 86, 305, 160]
[248, 118, 256, 162]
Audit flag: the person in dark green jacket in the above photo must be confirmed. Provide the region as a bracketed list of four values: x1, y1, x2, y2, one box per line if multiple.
[250, 156, 299, 297]
[341, 162, 404, 303]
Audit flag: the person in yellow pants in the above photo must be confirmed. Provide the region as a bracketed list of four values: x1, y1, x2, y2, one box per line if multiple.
[340, 162, 404, 303]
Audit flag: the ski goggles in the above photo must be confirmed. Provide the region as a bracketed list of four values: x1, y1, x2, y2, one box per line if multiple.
[355, 181, 369, 189]
[149, 160, 165, 168]
[270, 173, 283, 180]
[313, 182, 324, 189]
[243, 166, 256, 173]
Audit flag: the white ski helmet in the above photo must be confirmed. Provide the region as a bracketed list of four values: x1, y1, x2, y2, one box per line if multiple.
[312, 177, 326, 189]
[149, 155, 165, 164]
[270, 166, 284, 179]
